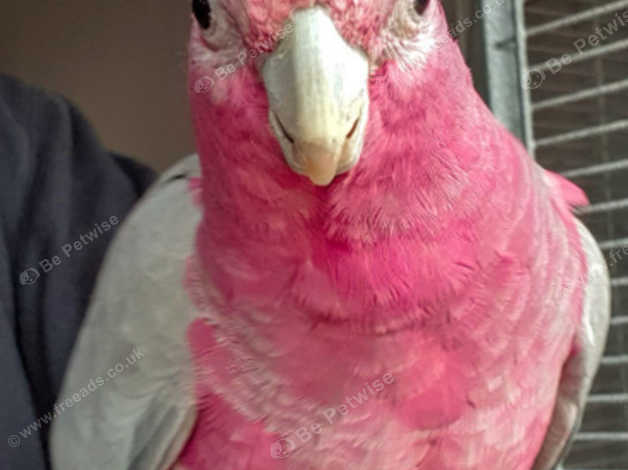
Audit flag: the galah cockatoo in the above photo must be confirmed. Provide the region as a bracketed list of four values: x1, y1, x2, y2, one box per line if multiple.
[51, 1, 611, 469]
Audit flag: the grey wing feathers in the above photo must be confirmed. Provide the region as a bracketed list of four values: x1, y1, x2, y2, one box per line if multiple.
[533, 220, 612, 470]
[50, 156, 202, 470]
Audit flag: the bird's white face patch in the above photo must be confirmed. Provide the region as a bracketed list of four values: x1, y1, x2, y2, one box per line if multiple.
[187, 0, 450, 183]
[377, 0, 441, 71]
[189, 0, 445, 85]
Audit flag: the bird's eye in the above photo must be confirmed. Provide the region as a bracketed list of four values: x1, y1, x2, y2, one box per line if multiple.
[193, 0, 212, 29]
[414, 0, 429, 15]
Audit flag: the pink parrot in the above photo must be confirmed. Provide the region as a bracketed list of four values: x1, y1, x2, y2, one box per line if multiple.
[51, 1, 611, 469]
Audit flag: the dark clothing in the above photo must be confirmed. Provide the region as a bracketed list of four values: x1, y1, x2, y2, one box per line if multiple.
[0, 75, 156, 469]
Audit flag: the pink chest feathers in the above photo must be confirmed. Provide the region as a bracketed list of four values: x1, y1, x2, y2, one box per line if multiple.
[175, 213, 585, 470]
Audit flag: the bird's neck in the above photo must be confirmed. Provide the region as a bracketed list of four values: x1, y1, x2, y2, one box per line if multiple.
[192, 38, 536, 332]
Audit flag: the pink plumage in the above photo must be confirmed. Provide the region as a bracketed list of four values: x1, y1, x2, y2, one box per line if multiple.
[176, 1, 587, 469]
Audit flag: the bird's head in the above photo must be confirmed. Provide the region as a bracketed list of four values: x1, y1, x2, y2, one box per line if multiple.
[188, 0, 456, 188]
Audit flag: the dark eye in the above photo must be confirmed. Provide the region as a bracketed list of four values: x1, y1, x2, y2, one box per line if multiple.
[414, 0, 429, 15]
[193, 0, 212, 29]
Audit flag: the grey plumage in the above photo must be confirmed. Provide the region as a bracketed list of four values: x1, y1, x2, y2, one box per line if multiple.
[50, 156, 201, 470]
[533, 222, 611, 470]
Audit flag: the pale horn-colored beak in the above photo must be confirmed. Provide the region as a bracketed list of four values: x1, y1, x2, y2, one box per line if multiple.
[262, 7, 370, 186]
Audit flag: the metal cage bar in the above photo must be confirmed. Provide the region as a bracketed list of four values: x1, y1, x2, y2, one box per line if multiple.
[471, 0, 533, 148]
[561, 158, 628, 179]
[526, 0, 628, 37]
[534, 78, 628, 112]
[513, 0, 628, 468]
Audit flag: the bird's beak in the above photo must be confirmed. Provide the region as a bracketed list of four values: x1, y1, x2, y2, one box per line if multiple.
[262, 7, 370, 186]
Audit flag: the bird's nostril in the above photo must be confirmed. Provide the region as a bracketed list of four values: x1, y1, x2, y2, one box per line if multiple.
[346, 114, 361, 140]
[274, 113, 295, 144]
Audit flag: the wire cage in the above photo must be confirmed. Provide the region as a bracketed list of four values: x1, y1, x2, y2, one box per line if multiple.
[523, 1, 628, 468]
[445, 0, 628, 468]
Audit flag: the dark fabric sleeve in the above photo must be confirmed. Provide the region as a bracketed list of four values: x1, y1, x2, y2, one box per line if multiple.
[0, 74, 157, 470]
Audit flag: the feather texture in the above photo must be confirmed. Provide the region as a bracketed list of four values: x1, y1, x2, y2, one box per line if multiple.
[178, 2, 594, 469]
[51, 3, 609, 470]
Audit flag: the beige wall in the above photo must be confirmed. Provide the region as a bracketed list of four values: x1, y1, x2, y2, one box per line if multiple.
[0, 1, 194, 171]
[0, 1, 468, 171]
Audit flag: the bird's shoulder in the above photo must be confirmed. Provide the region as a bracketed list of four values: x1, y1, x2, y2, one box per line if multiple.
[50, 155, 202, 470]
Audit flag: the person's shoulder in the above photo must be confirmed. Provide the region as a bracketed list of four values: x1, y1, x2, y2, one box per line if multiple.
[0, 74, 71, 129]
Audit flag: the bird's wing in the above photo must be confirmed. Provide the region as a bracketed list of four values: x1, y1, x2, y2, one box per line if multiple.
[50, 155, 202, 470]
[533, 220, 611, 470]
